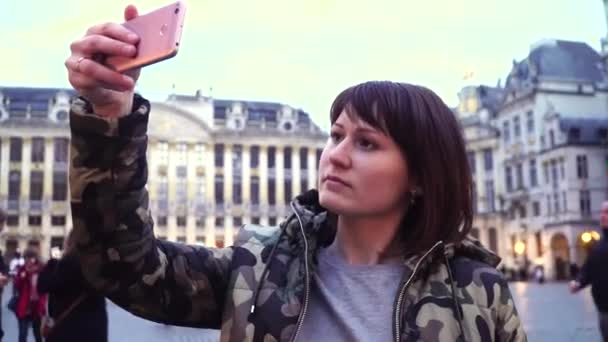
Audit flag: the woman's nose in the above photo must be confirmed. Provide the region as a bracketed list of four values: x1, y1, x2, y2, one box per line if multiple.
[328, 140, 352, 169]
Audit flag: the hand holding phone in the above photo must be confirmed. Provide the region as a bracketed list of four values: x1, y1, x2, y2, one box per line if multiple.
[105, 1, 187, 72]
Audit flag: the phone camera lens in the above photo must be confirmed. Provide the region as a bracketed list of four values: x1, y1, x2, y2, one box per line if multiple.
[175, 8, 179, 14]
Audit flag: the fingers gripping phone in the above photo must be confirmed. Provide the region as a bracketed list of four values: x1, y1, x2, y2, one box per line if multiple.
[105, 1, 186, 73]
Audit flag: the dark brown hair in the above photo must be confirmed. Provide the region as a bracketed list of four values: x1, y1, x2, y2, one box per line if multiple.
[329, 81, 473, 254]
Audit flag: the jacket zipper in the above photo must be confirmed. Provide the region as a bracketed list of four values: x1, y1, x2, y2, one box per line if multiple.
[393, 241, 444, 342]
[289, 204, 311, 342]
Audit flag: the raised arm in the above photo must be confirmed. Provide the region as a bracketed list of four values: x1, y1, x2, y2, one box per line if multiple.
[66, 5, 234, 329]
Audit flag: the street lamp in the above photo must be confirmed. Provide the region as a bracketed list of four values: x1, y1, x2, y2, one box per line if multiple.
[514, 241, 526, 256]
[581, 230, 601, 244]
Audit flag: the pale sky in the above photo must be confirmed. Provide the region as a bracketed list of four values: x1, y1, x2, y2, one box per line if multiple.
[2, 0, 607, 129]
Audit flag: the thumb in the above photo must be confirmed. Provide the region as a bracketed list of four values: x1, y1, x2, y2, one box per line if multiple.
[124, 4, 139, 21]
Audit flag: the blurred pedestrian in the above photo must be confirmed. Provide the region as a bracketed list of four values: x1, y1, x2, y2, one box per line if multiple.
[14, 249, 45, 342]
[0, 211, 9, 341]
[570, 200, 608, 341]
[37, 230, 108, 342]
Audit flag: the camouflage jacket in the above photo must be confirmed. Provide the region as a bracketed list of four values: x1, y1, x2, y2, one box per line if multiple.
[69, 95, 526, 342]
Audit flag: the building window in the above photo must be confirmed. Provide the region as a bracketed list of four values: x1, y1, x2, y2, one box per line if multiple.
[9, 171, 21, 200]
[157, 177, 168, 211]
[553, 193, 560, 213]
[535, 232, 543, 257]
[284, 179, 292, 204]
[196, 217, 205, 228]
[515, 163, 523, 189]
[284, 147, 292, 170]
[232, 145, 243, 175]
[549, 130, 555, 147]
[533, 201, 540, 216]
[252, 217, 261, 225]
[7, 216, 19, 227]
[250, 145, 260, 168]
[562, 191, 567, 212]
[233, 180, 242, 205]
[483, 148, 493, 171]
[177, 237, 187, 243]
[576, 155, 588, 179]
[543, 163, 550, 185]
[559, 158, 565, 179]
[176, 143, 187, 162]
[505, 166, 513, 192]
[299, 148, 308, 170]
[268, 216, 277, 226]
[580, 190, 591, 217]
[10, 137, 22, 162]
[176, 166, 187, 179]
[488, 228, 498, 253]
[513, 116, 521, 139]
[157, 216, 167, 227]
[177, 216, 187, 227]
[157, 141, 169, 164]
[546, 195, 552, 215]
[529, 159, 538, 187]
[268, 146, 276, 169]
[502, 121, 510, 144]
[301, 178, 308, 194]
[268, 179, 276, 205]
[214, 144, 224, 167]
[484, 180, 495, 212]
[214, 175, 224, 205]
[526, 110, 534, 134]
[52, 171, 68, 201]
[234, 217, 243, 228]
[29, 171, 43, 201]
[28, 216, 41, 226]
[251, 176, 260, 205]
[550, 160, 558, 187]
[215, 217, 224, 228]
[53, 138, 69, 163]
[31, 137, 45, 162]
[467, 151, 476, 174]
[51, 216, 66, 226]
[519, 205, 527, 218]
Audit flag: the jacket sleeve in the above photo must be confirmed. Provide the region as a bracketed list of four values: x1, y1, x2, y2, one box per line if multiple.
[69, 95, 234, 329]
[495, 275, 527, 342]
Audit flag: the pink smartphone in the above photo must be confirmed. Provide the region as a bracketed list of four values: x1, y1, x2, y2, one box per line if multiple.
[105, 1, 186, 73]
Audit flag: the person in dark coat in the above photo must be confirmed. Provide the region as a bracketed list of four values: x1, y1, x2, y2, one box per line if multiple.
[37, 231, 108, 342]
[571, 201, 608, 341]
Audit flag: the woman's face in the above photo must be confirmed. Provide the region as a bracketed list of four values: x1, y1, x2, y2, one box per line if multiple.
[318, 111, 410, 218]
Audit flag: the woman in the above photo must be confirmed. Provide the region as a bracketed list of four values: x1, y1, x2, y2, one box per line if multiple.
[37, 231, 108, 342]
[14, 250, 44, 342]
[64, 5, 526, 341]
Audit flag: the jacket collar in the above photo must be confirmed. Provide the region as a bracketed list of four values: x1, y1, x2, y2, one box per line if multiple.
[286, 189, 501, 269]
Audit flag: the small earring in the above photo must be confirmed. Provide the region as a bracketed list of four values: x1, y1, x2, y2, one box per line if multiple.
[410, 190, 417, 205]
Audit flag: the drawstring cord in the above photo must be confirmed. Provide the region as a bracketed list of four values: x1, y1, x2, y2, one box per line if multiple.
[443, 245, 467, 342]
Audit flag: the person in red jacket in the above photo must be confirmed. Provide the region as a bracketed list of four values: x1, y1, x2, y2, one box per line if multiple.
[14, 249, 45, 342]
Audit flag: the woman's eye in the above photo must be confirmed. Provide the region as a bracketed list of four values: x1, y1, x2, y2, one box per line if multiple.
[357, 139, 376, 150]
[330, 132, 343, 143]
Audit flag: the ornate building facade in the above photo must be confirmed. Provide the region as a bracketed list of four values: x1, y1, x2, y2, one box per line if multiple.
[456, 39, 608, 280]
[0, 88, 327, 258]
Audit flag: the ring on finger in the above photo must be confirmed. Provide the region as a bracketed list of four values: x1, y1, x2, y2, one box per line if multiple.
[75, 56, 86, 73]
